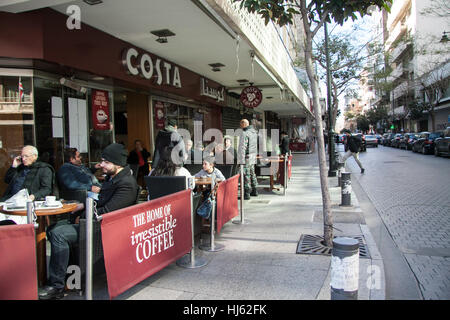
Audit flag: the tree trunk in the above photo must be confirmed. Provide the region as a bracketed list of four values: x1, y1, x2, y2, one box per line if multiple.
[301, 12, 333, 247]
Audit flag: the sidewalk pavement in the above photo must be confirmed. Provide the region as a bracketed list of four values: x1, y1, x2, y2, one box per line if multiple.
[64, 150, 385, 300]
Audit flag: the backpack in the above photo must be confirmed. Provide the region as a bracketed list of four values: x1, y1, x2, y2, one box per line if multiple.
[351, 136, 362, 152]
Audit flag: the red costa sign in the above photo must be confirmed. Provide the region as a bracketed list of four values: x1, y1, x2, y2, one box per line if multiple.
[92, 89, 110, 130]
[240, 86, 262, 108]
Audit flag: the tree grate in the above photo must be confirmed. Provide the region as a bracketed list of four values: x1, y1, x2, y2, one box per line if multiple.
[296, 234, 370, 258]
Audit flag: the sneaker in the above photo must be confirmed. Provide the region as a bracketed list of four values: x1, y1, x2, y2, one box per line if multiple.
[361, 168, 365, 174]
[38, 285, 65, 300]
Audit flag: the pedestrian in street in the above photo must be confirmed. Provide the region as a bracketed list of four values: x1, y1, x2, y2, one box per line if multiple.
[341, 130, 365, 174]
[39, 143, 139, 300]
[237, 119, 258, 199]
[152, 118, 186, 168]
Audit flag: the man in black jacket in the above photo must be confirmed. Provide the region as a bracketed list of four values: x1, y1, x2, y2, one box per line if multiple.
[341, 130, 365, 174]
[280, 131, 290, 155]
[39, 143, 139, 300]
[1, 145, 55, 202]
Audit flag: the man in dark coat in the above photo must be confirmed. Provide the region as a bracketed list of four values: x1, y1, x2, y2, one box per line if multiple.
[39, 143, 139, 300]
[152, 119, 186, 168]
[341, 130, 365, 174]
[280, 131, 290, 155]
[1, 145, 55, 202]
[127, 139, 151, 178]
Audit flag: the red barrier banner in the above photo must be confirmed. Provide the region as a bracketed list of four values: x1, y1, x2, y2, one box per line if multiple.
[288, 155, 293, 179]
[0, 224, 37, 300]
[216, 174, 239, 233]
[101, 189, 192, 299]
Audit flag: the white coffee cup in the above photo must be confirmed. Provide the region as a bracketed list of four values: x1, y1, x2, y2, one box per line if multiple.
[45, 196, 56, 206]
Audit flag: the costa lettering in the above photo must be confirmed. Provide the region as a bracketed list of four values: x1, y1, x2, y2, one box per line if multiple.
[122, 47, 182, 88]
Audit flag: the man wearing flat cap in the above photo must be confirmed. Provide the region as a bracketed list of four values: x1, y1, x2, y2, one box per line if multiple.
[152, 118, 186, 168]
[39, 143, 139, 300]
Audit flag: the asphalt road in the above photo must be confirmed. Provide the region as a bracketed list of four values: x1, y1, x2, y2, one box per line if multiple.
[338, 142, 450, 300]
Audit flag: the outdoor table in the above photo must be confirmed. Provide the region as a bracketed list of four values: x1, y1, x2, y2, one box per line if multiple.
[0, 202, 79, 286]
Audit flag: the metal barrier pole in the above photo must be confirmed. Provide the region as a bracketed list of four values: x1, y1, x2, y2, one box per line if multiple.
[331, 237, 359, 300]
[85, 197, 94, 300]
[177, 190, 208, 268]
[337, 162, 344, 187]
[199, 199, 224, 252]
[340, 172, 352, 207]
[233, 164, 250, 225]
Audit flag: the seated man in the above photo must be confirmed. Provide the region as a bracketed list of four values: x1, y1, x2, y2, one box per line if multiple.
[39, 143, 139, 300]
[1, 145, 54, 202]
[57, 147, 101, 193]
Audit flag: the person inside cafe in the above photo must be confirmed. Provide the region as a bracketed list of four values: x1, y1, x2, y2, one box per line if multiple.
[214, 136, 236, 165]
[57, 147, 101, 193]
[39, 143, 139, 300]
[237, 119, 258, 200]
[127, 139, 151, 186]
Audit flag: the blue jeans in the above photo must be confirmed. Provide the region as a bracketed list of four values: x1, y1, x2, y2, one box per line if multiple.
[46, 220, 79, 289]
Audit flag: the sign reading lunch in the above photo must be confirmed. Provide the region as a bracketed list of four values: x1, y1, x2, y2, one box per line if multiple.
[130, 204, 177, 263]
[100, 190, 192, 299]
[122, 47, 182, 88]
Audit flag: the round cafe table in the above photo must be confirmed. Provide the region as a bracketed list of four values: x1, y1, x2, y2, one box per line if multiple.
[0, 202, 79, 286]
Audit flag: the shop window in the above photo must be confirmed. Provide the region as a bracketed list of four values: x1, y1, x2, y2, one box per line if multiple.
[0, 75, 35, 196]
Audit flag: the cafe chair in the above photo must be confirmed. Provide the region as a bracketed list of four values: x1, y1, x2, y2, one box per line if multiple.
[214, 164, 234, 179]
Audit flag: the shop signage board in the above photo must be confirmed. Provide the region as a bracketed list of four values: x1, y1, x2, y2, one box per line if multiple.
[240, 86, 262, 108]
[92, 90, 110, 130]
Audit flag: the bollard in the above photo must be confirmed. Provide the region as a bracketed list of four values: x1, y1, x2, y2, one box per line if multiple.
[177, 190, 209, 268]
[331, 237, 359, 300]
[85, 197, 94, 300]
[340, 172, 351, 206]
[283, 155, 287, 195]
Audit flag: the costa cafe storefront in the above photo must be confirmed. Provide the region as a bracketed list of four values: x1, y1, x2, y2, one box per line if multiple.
[0, 8, 227, 173]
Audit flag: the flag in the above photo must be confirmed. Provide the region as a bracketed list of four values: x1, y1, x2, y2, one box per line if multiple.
[18, 78, 24, 102]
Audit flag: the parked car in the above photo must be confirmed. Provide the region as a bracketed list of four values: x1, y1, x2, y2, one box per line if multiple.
[390, 134, 404, 148]
[412, 131, 443, 154]
[352, 133, 366, 152]
[399, 133, 416, 150]
[381, 133, 390, 146]
[383, 133, 396, 146]
[336, 134, 346, 144]
[405, 133, 420, 150]
[434, 127, 450, 157]
[364, 135, 378, 148]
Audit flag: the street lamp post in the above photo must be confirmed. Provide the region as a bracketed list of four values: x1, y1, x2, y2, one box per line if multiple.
[324, 22, 337, 177]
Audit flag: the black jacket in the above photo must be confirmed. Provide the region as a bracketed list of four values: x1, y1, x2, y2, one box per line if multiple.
[1, 161, 56, 201]
[280, 136, 290, 154]
[347, 135, 361, 153]
[96, 166, 139, 215]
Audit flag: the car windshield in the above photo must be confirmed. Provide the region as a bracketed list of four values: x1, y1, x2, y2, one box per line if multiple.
[429, 133, 441, 139]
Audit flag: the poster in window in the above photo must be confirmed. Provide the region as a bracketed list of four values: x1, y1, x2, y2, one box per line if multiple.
[154, 100, 165, 129]
[92, 90, 110, 130]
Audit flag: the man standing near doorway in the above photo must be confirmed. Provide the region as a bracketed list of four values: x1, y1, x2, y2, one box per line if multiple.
[237, 119, 258, 200]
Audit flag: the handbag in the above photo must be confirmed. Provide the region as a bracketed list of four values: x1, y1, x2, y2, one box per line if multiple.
[197, 196, 212, 219]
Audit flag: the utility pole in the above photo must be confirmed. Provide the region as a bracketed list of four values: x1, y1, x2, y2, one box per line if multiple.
[324, 22, 336, 177]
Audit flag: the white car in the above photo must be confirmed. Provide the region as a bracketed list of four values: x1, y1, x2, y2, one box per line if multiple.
[364, 135, 378, 147]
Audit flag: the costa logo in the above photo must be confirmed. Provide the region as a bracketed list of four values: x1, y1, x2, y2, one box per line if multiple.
[240, 86, 262, 108]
